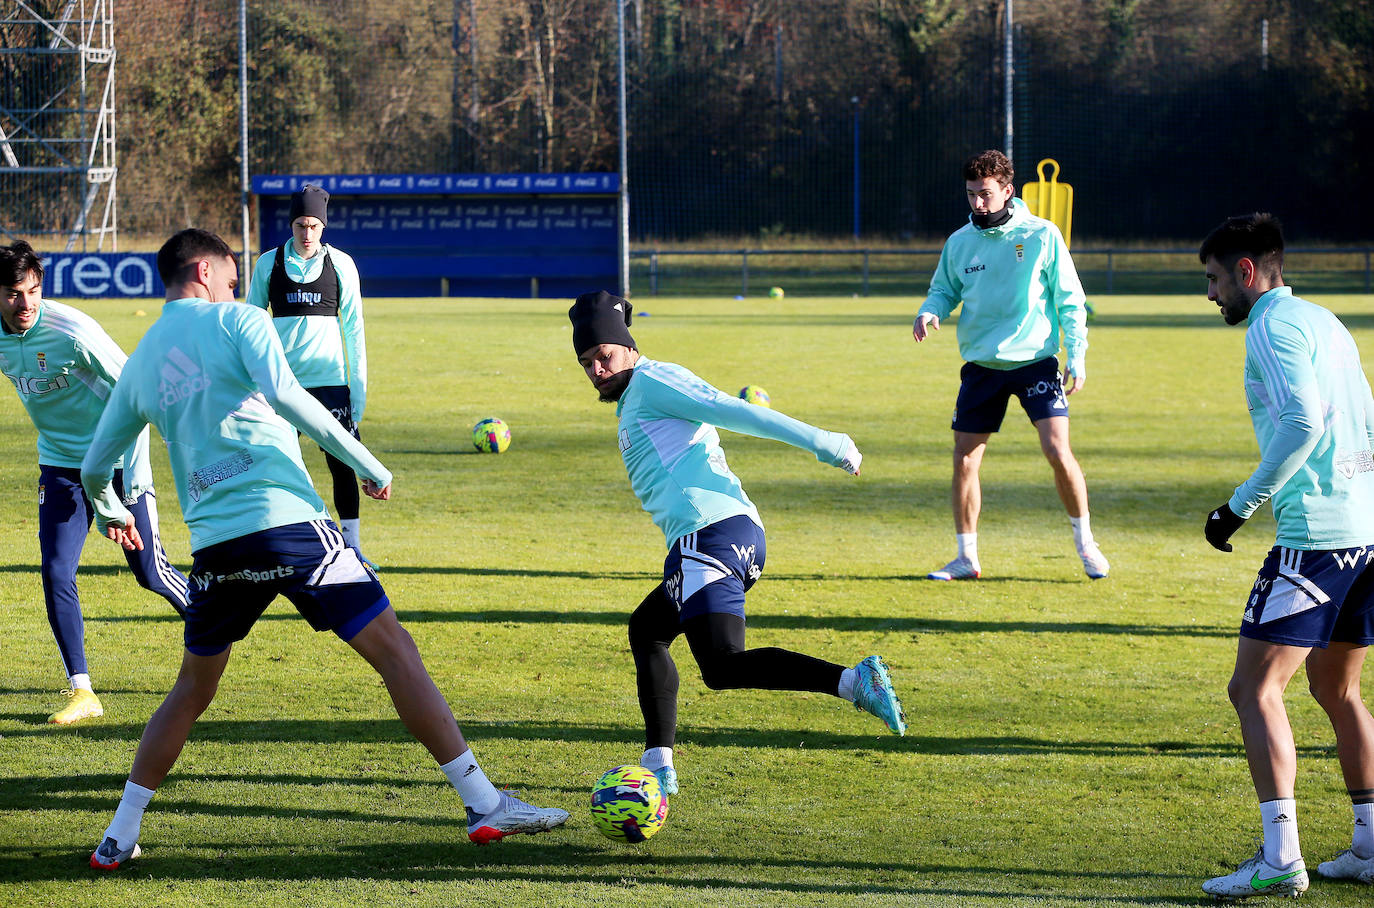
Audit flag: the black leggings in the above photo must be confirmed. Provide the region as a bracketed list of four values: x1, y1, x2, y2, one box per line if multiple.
[627, 582, 845, 749]
[323, 451, 360, 520]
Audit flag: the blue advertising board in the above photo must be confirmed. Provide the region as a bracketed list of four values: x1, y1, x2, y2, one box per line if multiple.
[254, 173, 621, 298]
[40, 252, 164, 299]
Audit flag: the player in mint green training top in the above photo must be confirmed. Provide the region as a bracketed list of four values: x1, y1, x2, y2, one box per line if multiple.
[247, 184, 371, 559]
[913, 149, 1108, 582]
[0, 241, 188, 727]
[84, 230, 566, 872]
[1199, 213, 1374, 898]
[570, 290, 906, 799]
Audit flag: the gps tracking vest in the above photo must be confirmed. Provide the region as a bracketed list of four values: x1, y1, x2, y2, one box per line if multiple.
[267, 244, 340, 318]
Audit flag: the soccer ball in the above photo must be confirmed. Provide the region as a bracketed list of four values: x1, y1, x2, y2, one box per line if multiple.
[768, 286, 785, 298]
[472, 417, 511, 453]
[589, 764, 668, 843]
[739, 385, 771, 407]
[1084, 301, 1097, 322]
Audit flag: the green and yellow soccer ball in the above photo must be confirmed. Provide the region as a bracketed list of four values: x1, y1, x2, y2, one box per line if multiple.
[472, 417, 511, 453]
[768, 286, 784, 299]
[590, 764, 668, 843]
[739, 385, 771, 407]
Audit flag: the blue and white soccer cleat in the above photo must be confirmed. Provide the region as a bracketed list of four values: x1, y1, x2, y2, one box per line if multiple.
[651, 764, 678, 797]
[466, 790, 569, 845]
[853, 655, 906, 736]
[90, 836, 140, 871]
[1201, 849, 1308, 900]
[927, 556, 980, 581]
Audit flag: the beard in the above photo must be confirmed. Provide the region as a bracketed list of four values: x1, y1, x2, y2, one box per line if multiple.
[597, 371, 632, 402]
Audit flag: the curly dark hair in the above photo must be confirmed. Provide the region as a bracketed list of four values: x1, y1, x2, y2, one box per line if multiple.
[962, 150, 1014, 185]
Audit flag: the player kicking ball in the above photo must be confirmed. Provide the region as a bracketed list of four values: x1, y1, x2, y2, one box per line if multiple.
[84, 230, 566, 870]
[569, 290, 906, 797]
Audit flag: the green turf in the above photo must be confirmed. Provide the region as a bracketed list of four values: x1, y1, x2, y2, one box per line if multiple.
[3, 293, 1374, 906]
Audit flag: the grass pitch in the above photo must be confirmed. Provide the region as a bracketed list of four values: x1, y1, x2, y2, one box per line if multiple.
[3, 292, 1374, 906]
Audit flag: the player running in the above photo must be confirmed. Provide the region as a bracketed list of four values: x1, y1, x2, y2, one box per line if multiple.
[569, 290, 906, 797]
[0, 240, 188, 725]
[84, 230, 566, 871]
[912, 150, 1108, 581]
[1199, 213, 1374, 898]
[247, 184, 372, 561]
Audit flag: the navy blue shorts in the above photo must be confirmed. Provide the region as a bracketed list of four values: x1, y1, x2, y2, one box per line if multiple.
[1240, 545, 1374, 648]
[306, 385, 359, 439]
[663, 514, 766, 622]
[952, 357, 1068, 433]
[184, 519, 389, 656]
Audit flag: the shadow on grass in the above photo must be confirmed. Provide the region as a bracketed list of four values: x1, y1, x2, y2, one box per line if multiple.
[0, 718, 1278, 761]
[78, 606, 1233, 638]
[0, 840, 1207, 903]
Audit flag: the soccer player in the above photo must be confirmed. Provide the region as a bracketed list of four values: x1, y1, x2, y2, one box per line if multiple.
[912, 150, 1109, 581]
[84, 230, 567, 871]
[1199, 213, 1374, 898]
[569, 290, 907, 797]
[0, 240, 188, 726]
[247, 184, 372, 560]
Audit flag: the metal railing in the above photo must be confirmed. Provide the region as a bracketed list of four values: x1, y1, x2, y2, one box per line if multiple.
[629, 247, 1374, 297]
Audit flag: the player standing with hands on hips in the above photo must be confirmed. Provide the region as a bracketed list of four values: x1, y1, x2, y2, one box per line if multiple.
[1199, 213, 1374, 898]
[912, 150, 1108, 581]
[85, 230, 567, 871]
[570, 290, 906, 799]
[248, 184, 372, 561]
[0, 240, 188, 726]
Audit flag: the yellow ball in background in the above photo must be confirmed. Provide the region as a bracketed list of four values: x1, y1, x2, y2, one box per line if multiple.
[768, 286, 785, 299]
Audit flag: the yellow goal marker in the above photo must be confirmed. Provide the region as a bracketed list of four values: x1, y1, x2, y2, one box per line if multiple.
[1020, 158, 1074, 248]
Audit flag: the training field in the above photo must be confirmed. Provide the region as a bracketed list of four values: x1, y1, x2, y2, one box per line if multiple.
[4, 293, 1374, 907]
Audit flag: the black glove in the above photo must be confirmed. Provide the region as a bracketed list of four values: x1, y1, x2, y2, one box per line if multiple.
[1205, 503, 1247, 552]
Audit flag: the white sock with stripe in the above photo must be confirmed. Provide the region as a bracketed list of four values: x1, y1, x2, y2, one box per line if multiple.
[441, 749, 501, 815]
[1352, 796, 1374, 858]
[1260, 798, 1302, 867]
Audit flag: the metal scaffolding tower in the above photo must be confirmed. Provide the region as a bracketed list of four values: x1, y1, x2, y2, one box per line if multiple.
[0, 0, 118, 251]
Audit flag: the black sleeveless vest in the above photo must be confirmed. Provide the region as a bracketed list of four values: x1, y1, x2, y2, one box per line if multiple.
[267, 243, 340, 318]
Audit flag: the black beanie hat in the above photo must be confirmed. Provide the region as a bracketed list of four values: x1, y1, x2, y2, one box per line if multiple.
[289, 184, 329, 226]
[569, 290, 636, 355]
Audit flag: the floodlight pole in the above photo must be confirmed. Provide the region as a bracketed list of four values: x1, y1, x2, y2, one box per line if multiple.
[238, 0, 252, 289]
[1003, 0, 1014, 158]
[616, 0, 630, 296]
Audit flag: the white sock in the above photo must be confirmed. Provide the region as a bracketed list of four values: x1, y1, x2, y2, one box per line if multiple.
[103, 780, 155, 849]
[1353, 799, 1374, 858]
[640, 747, 674, 772]
[440, 749, 500, 815]
[339, 518, 361, 551]
[955, 533, 978, 563]
[1070, 515, 1094, 550]
[1260, 798, 1302, 867]
[837, 667, 858, 702]
[69, 673, 93, 692]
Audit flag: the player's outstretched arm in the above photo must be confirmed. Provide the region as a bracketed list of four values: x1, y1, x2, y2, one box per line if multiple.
[645, 371, 858, 473]
[236, 307, 394, 492]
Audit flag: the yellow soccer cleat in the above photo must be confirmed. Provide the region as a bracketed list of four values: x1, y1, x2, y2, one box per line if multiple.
[48, 689, 104, 725]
